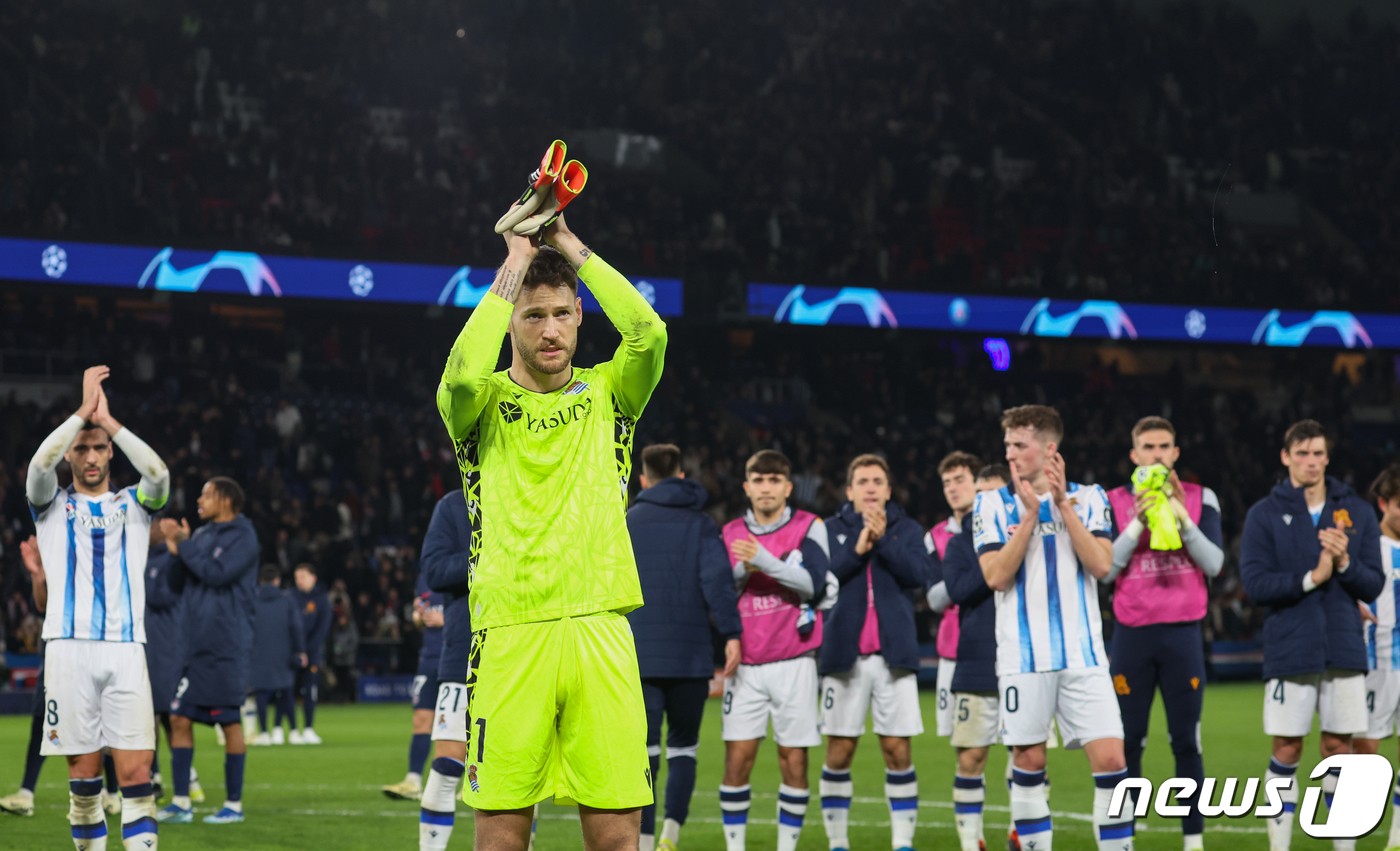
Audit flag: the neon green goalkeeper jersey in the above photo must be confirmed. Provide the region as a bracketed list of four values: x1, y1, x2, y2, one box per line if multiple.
[436, 254, 667, 630]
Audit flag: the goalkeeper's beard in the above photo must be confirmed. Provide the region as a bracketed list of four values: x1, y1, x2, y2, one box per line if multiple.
[517, 338, 577, 376]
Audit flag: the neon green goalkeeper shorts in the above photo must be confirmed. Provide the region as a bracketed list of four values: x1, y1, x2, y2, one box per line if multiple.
[463, 611, 653, 811]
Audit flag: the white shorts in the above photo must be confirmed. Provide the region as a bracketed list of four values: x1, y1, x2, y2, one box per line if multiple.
[935, 659, 956, 737]
[821, 654, 924, 738]
[723, 657, 821, 748]
[951, 692, 1000, 748]
[42, 640, 156, 755]
[999, 667, 1123, 749]
[1365, 669, 1400, 740]
[1264, 670, 1367, 737]
[430, 681, 469, 743]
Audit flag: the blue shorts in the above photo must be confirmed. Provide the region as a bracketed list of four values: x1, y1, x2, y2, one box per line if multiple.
[173, 703, 243, 726]
[412, 673, 439, 711]
[437, 596, 472, 684]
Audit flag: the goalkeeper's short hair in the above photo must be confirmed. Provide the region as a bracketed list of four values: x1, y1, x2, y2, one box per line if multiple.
[1131, 416, 1175, 443]
[522, 246, 578, 294]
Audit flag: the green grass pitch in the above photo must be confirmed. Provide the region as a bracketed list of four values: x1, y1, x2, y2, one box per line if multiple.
[1, 681, 1395, 849]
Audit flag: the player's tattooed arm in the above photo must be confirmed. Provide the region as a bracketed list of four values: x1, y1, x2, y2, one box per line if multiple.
[490, 198, 539, 303]
[542, 213, 593, 270]
[489, 263, 525, 303]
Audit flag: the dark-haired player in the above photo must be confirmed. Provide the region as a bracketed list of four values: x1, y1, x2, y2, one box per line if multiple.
[156, 477, 259, 826]
[437, 208, 666, 849]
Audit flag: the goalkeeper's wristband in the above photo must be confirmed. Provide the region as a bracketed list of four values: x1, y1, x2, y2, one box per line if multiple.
[511, 159, 588, 235]
[494, 139, 567, 234]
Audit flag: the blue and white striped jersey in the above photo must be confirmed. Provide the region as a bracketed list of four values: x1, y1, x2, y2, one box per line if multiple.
[972, 482, 1114, 676]
[1366, 535, 1400, 672]
[34, 486, 156, 643]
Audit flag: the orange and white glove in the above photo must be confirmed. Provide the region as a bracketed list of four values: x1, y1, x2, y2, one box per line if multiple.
[493, 139, 588, 236]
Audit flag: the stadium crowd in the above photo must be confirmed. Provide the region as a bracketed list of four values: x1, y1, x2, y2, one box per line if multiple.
[1, 0, 1397, 311]
[1, 288, 1396, 676]
[2, 1, 1399, 848]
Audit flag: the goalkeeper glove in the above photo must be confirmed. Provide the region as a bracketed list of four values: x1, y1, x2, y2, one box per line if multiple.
[1132, 464, 1182, 551]
[494, 139, 567, 234]
[510, 159, 588, 235]
[493, 141, 589, 236]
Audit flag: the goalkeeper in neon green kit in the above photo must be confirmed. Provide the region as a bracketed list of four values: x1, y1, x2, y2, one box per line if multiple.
[437, 205, 666, 850]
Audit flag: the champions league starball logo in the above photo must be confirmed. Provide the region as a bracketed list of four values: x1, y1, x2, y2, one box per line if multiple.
[949, 297, 971, 326]
[41, 244, 68, 278]
[347, 264, 374, 297]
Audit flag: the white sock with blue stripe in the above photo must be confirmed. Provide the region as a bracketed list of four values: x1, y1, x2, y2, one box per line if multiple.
[1011, 768, 1052, 851]
[777, 784, 809, 851]
[419, 757, 462, 851]
[69, 777, 107, 851]
[1093, 769, 1134, 850]
[953, 773, 985, 851]
[119, 783, 158, 850]
[820, 766, 852, 849]
[720, 784, 750, 851]
[1264, 758, 1298, 851]
[886, 767, 918, 849]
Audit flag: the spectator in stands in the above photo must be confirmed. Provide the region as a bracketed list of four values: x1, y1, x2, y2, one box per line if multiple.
[328, 609, 360, 703]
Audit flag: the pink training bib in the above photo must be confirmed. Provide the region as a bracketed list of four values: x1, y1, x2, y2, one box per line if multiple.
[858, 565, 882, 655]
[1107, 481, 1207, 627]
[723, 511, 824, 665]
[929, 519, 960, 660]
